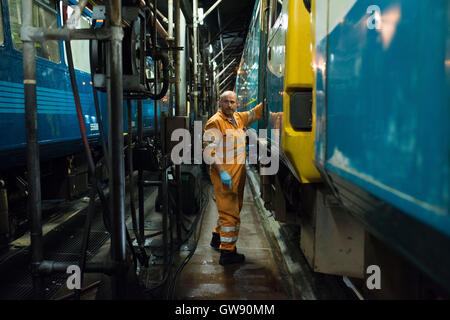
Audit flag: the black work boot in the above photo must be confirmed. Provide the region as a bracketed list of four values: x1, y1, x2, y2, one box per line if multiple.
[219, 249, 245, 266]
[210, 232, 220, 249]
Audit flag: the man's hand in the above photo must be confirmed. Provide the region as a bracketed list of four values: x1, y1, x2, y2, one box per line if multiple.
[220, 171, 232, 190]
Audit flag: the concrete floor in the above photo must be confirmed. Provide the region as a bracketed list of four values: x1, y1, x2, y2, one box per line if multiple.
[174, 180, 290, 300]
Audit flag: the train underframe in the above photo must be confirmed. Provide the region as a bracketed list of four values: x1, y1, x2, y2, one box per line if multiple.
[258, 156, 449, 299]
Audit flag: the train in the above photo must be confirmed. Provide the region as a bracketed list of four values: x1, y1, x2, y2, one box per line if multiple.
[0, 0, 169, 243]
[236, 0, 449, 298]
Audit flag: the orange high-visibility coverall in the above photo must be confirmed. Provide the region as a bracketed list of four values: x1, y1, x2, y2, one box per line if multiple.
[203, 104, 263, 251]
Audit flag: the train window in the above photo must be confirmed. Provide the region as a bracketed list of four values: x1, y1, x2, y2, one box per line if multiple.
[8, 0, 61, 63]
[63, 7, 91, 73]
[0, 2, 4, 45]
[270, 0, 283, 28]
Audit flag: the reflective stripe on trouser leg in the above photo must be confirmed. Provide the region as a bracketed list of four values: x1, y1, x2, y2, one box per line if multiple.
[210, 164, 245, 251]
[214, 189, 241, 251]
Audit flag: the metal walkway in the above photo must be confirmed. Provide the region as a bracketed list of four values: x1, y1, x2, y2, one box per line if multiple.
[174, 178, 291, 300]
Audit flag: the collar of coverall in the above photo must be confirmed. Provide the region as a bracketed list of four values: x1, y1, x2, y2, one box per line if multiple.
[218, 108, 237, 124]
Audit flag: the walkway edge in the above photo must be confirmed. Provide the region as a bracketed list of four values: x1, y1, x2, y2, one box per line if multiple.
[246, 166, 317, 300]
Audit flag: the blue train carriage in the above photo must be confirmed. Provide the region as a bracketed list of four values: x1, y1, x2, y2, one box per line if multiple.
[239, 0, 450, 297]
[0, 0, 157, 242]
[312, 0, 450, 297]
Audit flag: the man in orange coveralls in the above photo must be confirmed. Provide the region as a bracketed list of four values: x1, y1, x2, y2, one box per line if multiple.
[203, 91, 263, 265]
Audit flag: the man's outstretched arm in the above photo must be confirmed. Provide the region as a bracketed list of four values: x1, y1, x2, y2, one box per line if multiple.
[243, 101, 264, 127]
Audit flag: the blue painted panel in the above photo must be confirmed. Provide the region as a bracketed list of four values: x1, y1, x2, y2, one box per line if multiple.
[0, 0, 158, 170]
[321, 0, 449, 236]
[235, 0, 261, 132]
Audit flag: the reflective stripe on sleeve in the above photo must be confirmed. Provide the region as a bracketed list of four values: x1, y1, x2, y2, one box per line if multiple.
[247, 110, 255, 123]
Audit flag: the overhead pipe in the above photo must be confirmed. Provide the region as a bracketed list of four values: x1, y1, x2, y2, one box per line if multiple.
[196, 0, 223, 25]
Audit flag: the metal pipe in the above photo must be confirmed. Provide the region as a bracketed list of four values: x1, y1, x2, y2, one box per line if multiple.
[220, 76, 235, 93]
[140, 15, 146, 86]
[127, 101, 148, 267]
[78, 184, 97, 298]
[162, 166, 168, 268]
[175, 165, 182, 244]
[21, 0, 43, 300]
[0, 181, 9, 238]
[197, 0, 223, 25]
[168, 0, 174, 40]
[174, 0, 184, 116]
[215, 69, 220, 104]
[217, 8, 225, 63]
[148, 1, 169, 24]
[214, 51, 237, 71]
[143, 180, 162, 186]
[210, 36, 238, 63]
[90, 21, 109, 172]
[39, 260, 118, 275]
[137, 100, 145, 241]
[154, 59, 159, 137]
[214, 59, 236, 80]
[137, 101, 143, 143]
[148, 9, 169, 40]
[21, 26, 115, 42]
[109, 0, 127, 299]
[219, 71, 235, 87]
[66, 0, 89, 29]
[152, 0, 158, 49]
[193, 0, 199, 119]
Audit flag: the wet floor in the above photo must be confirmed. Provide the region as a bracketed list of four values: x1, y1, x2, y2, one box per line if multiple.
[174, 179, 290, 300]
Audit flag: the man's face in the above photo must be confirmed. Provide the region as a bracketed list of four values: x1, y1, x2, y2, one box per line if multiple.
[219, 93, 237, 117]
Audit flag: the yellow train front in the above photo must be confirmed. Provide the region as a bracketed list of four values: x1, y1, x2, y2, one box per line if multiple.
[236, 0, 450, 299]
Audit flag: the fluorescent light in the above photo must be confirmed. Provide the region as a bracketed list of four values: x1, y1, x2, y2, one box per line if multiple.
[198, 8, 204, 25]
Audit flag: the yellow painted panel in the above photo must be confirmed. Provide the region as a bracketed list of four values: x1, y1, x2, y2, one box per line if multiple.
[284, 0, 313, 87]
[282, 0, 321, 183]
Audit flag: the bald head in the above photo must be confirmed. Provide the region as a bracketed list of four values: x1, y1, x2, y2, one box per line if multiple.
[219, 91, 238, 118]
[220, 91, 237, 101]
